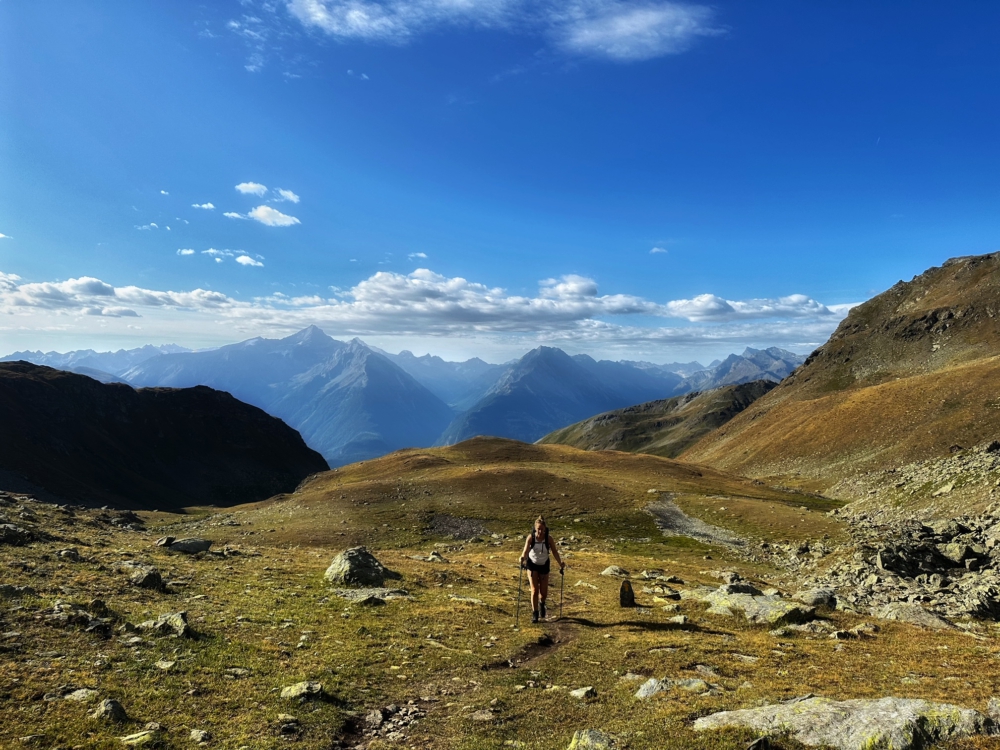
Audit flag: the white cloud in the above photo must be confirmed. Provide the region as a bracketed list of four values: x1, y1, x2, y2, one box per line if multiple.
[160, 190, 169, 195]
[650, 246, 667, 254]
[555, 2, 723, 61]
[0, 233, 10, 240]
[287, 0, 722, 62]
[0, 266, 855, 357]
[177, 249, 195, 256]
[202, 248, 234, 258]
[274, 188, 300, 203]
[224, 212, 247, 219]
[408, 252, 428, 260]
[192, 202, 216, 210]
[136, 223, 159, 230]
[236, 182, 268, 196]
[248, 205, 301, 227]
[664, 293, 834, 322]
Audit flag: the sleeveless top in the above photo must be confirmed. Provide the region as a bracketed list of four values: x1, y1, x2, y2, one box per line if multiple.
[527, 532, 550, 564]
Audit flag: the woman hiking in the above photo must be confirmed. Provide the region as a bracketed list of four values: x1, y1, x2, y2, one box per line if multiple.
[520, 516, 564, 623]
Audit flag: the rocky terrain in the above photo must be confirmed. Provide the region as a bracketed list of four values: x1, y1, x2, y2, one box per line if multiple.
[0, 362, 327, 510]
[539, 380, 775, 459]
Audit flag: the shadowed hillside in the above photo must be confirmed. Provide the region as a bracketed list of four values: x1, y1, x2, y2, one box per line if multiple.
[538, 380, 776, 459]
[0, 362, 327, 509]
[683, 253, 1000, 490]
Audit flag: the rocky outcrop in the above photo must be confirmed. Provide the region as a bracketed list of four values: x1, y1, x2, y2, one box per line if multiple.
[694, 696, 998, 750]
[324, 547, 400, 587]
[682, 583, 816, 626]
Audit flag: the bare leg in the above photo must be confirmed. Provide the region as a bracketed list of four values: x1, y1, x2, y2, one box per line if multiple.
[529, 571, 541, 613]
[539, 574, 549, 611]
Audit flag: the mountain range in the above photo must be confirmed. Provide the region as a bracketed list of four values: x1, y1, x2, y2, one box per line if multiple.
[5, 329, 805, 465]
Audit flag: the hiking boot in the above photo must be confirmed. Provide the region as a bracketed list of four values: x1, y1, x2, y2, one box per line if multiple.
[540, 601, 547, 619]
[531, 611, 539, 624]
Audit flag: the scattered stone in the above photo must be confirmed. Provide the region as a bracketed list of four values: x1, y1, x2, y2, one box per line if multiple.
[120, 728, 165, 747]
[667, 615, 688, 626]
[693, 696, 998, 750]
[635, 678, 668, 699]
[600, 566, 629, 578]
[115, 562, 164, 591]
[324, 547, 401, 587]
[57, 548, 81, 561]
[168, 538, 212, 554]
[470, 709, 495, 722]
[795, 588, 837, 608]
[137, 612, 193, 638]
[878, 603, 952, 630]
[684, 585, 816, 626]
[154, 660, 175, 671]
[0, 584, 37, 599]
[155, 537, 175, 547]
[91, 698, 129, 723]
[0, 524, 34, 546]
[65, 688, 100, 702]
[46, 601, 113, 637]
[280, 681, 325, 702]
[566, 729, 615, 749]
[570, 686, 597, 700]
[619, 580, 635, 608]
[190, 729, 211, 743]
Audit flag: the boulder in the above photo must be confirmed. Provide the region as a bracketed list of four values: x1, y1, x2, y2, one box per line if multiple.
[137, 612, 193, 638]
[323, 547, 400, 587]
[570, 686, 597, 700]
[691, 586, 816, 626]
[567, 730, 615, 749]
[64, 688, 100, 702]
[120, 729, 165, 747]
[168, 538, 211, 554]
[190, 729, 211, 742]
[115, 562, 164, 591]
[635, 678, 668, 699]
[90, 698, 128, 723]
[693, 696, 997, 750]
[280, 681, 326, 702]
[877, 603, 952, 630]
[0, 524, 33, 546]
[795, 588, 837, 608]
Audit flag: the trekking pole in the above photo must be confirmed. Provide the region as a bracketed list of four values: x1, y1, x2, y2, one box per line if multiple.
[515, 561, 525, 628]
[559, 565, 565, 620]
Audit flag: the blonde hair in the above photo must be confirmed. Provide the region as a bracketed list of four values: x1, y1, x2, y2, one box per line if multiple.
[534, 516, 548, 534]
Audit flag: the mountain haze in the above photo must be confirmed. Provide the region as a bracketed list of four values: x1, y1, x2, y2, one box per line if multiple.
[539, 380, 776, 459]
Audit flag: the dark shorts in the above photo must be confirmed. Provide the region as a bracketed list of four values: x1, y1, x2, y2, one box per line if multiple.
[526, 559, 550, 575]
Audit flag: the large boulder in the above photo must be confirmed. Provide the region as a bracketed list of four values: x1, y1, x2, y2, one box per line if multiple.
[684, 585, 815, 626]
[877, 603, 952, 630]
[324, 547, 400, 587]
[168, 538, 212, 554]
[693, 696, 997, 750]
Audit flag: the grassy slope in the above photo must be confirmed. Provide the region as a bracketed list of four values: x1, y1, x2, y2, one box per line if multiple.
[538, 382, 775, 460]
[5, 439, 1000, 749]
[684, 253, 1000, 493]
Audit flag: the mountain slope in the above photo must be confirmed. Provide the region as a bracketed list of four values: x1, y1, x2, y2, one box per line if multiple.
[680, 347, 804, 391]
[683, 253, 1000, 487]
[539, 380, 776, 458]
[439, 347, 685, 445]
[0, 362, 327, 510]
[386, 350, 505, 409]
[125, 327, 453, 466]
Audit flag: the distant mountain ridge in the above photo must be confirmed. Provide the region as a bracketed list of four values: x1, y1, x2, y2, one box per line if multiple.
[2, 343, 190, 379]
[0, 362, 327, 510]
[539, 380, 776, 459]
[6, 330, 807, 465]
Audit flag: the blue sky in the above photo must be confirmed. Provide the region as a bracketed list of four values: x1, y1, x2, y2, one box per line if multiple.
[2, 1, 998, 362]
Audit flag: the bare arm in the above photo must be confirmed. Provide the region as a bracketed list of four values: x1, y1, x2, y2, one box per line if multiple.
[547, 534, 564, 569]
[520, 535, 532, 564]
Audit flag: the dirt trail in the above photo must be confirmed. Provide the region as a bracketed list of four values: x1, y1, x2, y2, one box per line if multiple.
[647, 495, 744, 548]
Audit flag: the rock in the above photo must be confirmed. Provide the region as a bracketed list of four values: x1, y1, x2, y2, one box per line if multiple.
[667, 615, 688, 626]
[154, 660, 175, 671]
[116, 562, 164, 591]
[137, 612, 193, 638]
[470, 709, 495, 722]
[691, 586, 816, 626]
[355, 595, 386, 607]
[878, 603, 952, 630]
[693, 696, 997, 750]
[0, 584, 37, 598]
[64, 688, 100, 702]
[190, 729, 211, 742]
[0, 524, 33, 546]
[795, 588, 837, 608]
[675, 678, 712, 693]
[280, 681, 325, 701]
[90, 698, 129, 723]
[120, 729, 165, 747]
[155, 537, 175, 547]
[719, 582, 763, 596]
[600, 566, 629, 577]
[168, 538, 211, 554]
[933, 481, 955, 496]
[323, 547, 401, 587]
[46, 601, 113, 637]
[635, 678, 668, 699]
[570, 686, 597, 700]
[619, 580, 635, 608]
[566, 729, 615, 749]
[57, 548, 81, 561]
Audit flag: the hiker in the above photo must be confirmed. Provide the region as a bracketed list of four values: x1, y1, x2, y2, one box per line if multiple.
[520, 515, 564, 623]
